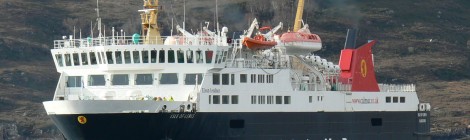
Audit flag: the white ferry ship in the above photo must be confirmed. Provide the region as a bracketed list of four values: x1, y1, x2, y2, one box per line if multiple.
[43, 0, 431, 139]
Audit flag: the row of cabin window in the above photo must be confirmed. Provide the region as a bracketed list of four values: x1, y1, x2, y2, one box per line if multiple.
[56, 50, 228, 67]
[66, 73, 203, 87]
[209, 95, 239, 104]
[385, 96, 405, 103]
[212, 73, 274, 85]
[251, 95, 291, 104]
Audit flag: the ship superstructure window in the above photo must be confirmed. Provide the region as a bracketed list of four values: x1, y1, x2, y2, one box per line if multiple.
[96, 51, 102, 64]
[55, 54, 63, 67]
[213, 95, 220, 104]
[67, 76, 82, 87]
[240, 74, 247, 83]
[258, 74, 264, 83]
[309, 96, 313, 103]
[115, 51, 122, 64]
[101, 52, 106, 64]
[251, 74, 256, 83]
[159, 50, 165, 63]
[135, 74, 153, 85]
[112, 74, 129, 85]
[185, 73, 203, 85]
[133, 51, 140, 63]
[393, 97, 398, 103]
[168, 50, 175, 63]
[222, 95, 229, 104]
[177, 50, 184, 63]
[205, 50, 213, 63]
[222, 74, 229, 85]
[209, 95, 212, 104]
[231, 74, 235, 85]
[124, 51, 131, 64]
[64, 54, 72, 66]
[222, 51, 228, 63]
[267, 75, 274, 83]
[196, 50, 203, 63]
[72, 53, 80, 66]
[215, 50, 221, 64]
[106, 51, 114, 64]
[186, 50, 194, 63]
[284, 96, 291, 104]
[258, 96, 266, 104]
[89, 75, 105, 86]
[400, 97, 405, 103]
[276, 96, 282, 104]
[231, 95, 238, 104]
[386, 97, 391, 103]
[90, 52, 97, 65]
[160, 73, 178, 84]
[142, 51, 149, 63]
[267, 96, 273, 104]
[213, 73, 220, 85]
[251, 95, 256, 104]
[81, 53, 89, 65]
[151, 50, 157, 63]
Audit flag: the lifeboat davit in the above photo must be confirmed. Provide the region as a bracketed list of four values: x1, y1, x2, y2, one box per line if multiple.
[243, 35, 277, 51]
[279, 27, 322, 54]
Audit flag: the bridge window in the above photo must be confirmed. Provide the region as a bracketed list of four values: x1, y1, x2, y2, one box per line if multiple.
[184, 73, 203, 85]
[135, 74, 153, 85]
[222, 95, 229, 104]
[231, 95, 238, 104]
[400, 97, 405, 103]
[213, 73, 220, 85]
[142, 51, 149, 63]
[124, 51, 131, 64]
[90, 52, 97, 65]
[115, 51, 122, 64]
[393, 97, 398, 103]
[250, 74, 256, 83]
[133, 51, 140, 64]
[284, 96, 291, 104]
[240, 74, 247, 83]
[205, 50, 213, 63]
[158, 50, 165, 63]
[231, 74, 235, 85]
[222, 51, 228, 63]
[258, 74, 264, 83]
[96, 52, 102, 64]
[222, 74, 229, 85]
[196, 50, 203, 63]
[177, 50, 184, 63]
[106, 51, 114, 64]
[81, 53, 88, 65]
[72, 53, 80, 66]
[67, 76, 82, 87]
[267, 96, 273, 104]
[112, 74, 129, 85]
[151, 50, 157, 63]
[160, 73, 178, 84]
[267, 75, 274, 83]
[64, 54, 72, 66]
[168, 50, 175, 63]
[213, 95, 220, 104]
[186, 50, 194, 63]
[55, 54, 63, 67]
[101, 52, 106, 64]
[276, 96, 282, 104]
[88, 75, 105, 86]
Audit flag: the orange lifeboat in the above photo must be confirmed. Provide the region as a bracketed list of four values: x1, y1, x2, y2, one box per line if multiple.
[279, 29, 322, 54]
[243, 35, 277, 50]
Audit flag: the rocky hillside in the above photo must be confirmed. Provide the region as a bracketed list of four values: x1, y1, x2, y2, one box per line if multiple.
[1, 0, 470, 139]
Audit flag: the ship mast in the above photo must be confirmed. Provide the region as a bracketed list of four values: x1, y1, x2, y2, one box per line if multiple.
[293, 0, 304, 32]
[140, 0, 163, 44]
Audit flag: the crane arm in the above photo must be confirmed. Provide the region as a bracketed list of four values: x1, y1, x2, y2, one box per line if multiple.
[293, 0, 304, 32]
[263, 22, 283, 39]
[244, 18, 258, 38]
[176, 25, 195, 38]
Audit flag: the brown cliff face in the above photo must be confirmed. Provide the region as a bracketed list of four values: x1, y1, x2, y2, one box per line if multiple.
[1, 0, 470, 138]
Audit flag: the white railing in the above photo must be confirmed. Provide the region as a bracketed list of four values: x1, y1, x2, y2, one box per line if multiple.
[54, 35, 228, 49]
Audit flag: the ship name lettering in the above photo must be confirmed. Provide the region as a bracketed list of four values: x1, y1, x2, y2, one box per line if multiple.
[170, 114, 195, 119]
[351, 97, 379, 104]
[418, 113, 427, 117]
[201, 88, 220, 93]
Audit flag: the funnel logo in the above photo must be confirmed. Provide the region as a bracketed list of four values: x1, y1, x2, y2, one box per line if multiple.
[77, 116, 87, 124]
[360, 59, 367, 78]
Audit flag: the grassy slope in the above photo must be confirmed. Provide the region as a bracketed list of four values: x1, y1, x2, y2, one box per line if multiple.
[0, 0, 470, 138]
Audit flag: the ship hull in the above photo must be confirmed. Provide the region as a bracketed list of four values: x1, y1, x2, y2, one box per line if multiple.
[49, 111, 430, 140]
